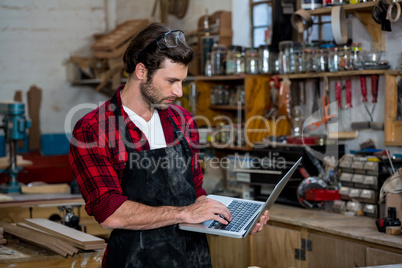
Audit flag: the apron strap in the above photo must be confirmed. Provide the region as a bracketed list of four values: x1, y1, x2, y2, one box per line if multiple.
[168, 116, 193, 158]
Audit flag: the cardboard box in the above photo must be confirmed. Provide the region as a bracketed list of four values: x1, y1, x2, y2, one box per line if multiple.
[386, 193, 402, 220]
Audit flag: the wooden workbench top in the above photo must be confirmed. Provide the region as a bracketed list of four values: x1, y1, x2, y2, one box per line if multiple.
[0, 193, 84, 208]
[269, 204, 402, 251]
[0, 241, 104, 267]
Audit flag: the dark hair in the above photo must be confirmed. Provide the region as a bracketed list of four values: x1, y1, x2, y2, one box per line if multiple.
[123, 22, 194, 80]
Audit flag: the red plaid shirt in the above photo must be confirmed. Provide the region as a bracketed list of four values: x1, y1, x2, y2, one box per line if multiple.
[69, 87, 206, 224]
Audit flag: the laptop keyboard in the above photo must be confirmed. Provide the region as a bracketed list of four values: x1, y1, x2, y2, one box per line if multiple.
[208, 200, 262, 232]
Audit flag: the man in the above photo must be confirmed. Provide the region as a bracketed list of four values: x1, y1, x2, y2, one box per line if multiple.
[69, 22, 269, 268]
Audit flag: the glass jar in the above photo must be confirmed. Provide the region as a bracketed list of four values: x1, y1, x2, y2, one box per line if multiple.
[328, 47, 340, 72]
[245, 47, 259, 74]
[279, 41, 295, 74]
[216, 86, 224, 105]
[315, 49, 328, 72]
[303, 49, 317, 73]
[339, 45, 351, 71]
[226, 45, 241, 75]
[204, 52, 213, 77]
[294, 48, 304, 73]
[211, 45, 226, 75]
[258, 45, 273, 74]
[351, 42, 363, 70]
[234, 46, 245, 74]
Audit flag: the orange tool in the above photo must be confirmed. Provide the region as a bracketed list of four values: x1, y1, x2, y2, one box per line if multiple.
[308, 95, 337, 131]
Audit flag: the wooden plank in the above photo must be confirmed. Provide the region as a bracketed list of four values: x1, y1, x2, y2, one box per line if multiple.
[17, 222, 79, 255]
[384, 74, 402, 145]
[24, 218, 105, 248]
[27, 85, 42, 152]
[0, 241, 104, 267]
[20, 183, 70, 194]
[0, 221, 68, 257]
[91, 19, 149, 51]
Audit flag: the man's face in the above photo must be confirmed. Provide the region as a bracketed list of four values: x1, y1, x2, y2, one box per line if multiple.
[140, 59, 187, 110]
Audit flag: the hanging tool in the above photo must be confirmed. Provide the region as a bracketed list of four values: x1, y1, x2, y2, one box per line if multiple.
[371, 75, 378, 115]
[312, 79, 320, 114]
[352, 76, 372, 130]
[335, 81, 342, 110]
[360, 76, 373, 121]
[308, 95, 337, 131]
[345, 79, 353, 109]
[370, 75, 384, 130]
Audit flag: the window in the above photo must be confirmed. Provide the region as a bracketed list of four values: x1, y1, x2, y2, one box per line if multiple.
[304, 16, 333, 43]
[250, 0, 273, 48]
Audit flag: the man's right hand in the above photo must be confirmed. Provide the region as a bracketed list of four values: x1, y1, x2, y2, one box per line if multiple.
[181, 195, 232, 225]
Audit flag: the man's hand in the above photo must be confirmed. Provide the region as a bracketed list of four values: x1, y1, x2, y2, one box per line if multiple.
[181, 195, 232, 225]
[250, 210, 269, 235]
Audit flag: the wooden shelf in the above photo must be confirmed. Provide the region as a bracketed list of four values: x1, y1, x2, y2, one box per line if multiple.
[71, 78, 127, 85]
[195, 75, 246, 81]
[209, 105, 245, 111]
[210, 144, 249, 151]
[308, 2, 378, 16]
[277, 69, 395, 79]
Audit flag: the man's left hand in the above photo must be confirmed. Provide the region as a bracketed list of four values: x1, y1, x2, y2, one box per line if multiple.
[250, 210, 269, 235]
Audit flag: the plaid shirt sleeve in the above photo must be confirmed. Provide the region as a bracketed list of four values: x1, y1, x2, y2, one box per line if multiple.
[68, 109, 128, 224]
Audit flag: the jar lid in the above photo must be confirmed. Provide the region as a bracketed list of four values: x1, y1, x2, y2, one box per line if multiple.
[227, 45, 242, 51]
[259, 44, 270, 49]
[321, 43, 335, 49]
[279, 41, 294, 50]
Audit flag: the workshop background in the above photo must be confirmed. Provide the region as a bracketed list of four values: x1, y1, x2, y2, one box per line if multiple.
[0, 0, 401, 156]
[1, 0, 402, 267]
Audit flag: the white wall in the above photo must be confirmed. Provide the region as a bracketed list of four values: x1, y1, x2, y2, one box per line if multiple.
[0, 0, 107, 134]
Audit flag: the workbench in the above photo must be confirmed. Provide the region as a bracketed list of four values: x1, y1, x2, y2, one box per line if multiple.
[0, 241, 104, 267]
[207, 204, 402, 268]
[0, 193, 111, 238]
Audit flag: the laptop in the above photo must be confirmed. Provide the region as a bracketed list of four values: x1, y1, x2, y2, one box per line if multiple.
[179, 157, 302, 238]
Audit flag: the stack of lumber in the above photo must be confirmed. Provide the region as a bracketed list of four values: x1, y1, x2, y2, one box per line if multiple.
[91, 19, 149, 59]
[0, 218, 106, 257]
[0, 227, 6, 244]
[90, 19, 149, 92]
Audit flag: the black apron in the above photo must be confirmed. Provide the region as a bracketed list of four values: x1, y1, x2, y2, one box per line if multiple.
[106, 94, 212, 268]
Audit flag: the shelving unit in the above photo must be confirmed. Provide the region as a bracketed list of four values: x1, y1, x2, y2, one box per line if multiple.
[195, 75, 291, 150]
[308, 2, 379, 15]
[305, 2, 390, 51]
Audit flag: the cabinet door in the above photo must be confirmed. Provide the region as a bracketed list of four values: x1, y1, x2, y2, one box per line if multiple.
[251, 225, 303, 268]
[307, 233, 366, 268]
[207, 234, 250, 268]
[366, 247, 402, 266]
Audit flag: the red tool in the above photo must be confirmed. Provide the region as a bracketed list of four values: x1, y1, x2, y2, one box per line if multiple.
[371, 75, 379, 114]
[305, 189, 341, 201]
[360, 76, 368, 103]
[308, 95, 336, 131]
[360, 76, 373, 122]
[345, 79, 352, 109]
[335, 81, 342, 109]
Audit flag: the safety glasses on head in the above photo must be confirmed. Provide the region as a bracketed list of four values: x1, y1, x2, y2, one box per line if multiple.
[152, 29, 186, 49]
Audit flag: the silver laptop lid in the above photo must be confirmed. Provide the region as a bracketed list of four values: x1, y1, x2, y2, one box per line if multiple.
[242, 157, 302, 237]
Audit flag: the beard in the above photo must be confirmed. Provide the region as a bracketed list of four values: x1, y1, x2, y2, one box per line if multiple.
[139, 79, 173, 110]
